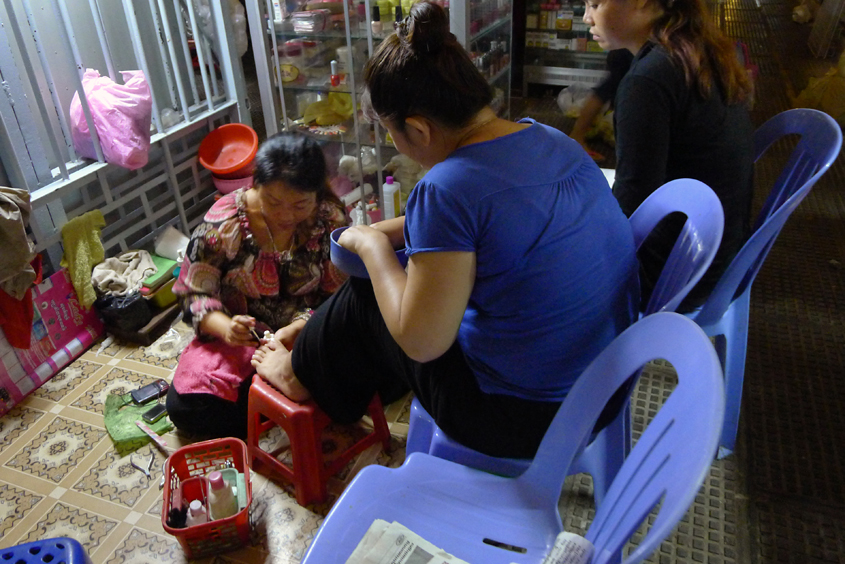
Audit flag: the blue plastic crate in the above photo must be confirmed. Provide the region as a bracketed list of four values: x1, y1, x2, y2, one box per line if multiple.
[0, 537, 91, 564]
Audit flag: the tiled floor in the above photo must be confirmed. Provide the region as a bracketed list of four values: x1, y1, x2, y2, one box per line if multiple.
[0, 321, 413, 563]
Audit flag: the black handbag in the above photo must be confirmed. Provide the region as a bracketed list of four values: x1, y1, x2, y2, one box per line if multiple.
[94, 291, 152, 332]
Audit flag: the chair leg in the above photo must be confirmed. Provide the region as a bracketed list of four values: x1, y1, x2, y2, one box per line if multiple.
[717, 293, 750, 459]
[570, 400, 629, 508]
[406, 398, 435, 456]
[368, 395, 392, 451]
[288, 413, 329, 506]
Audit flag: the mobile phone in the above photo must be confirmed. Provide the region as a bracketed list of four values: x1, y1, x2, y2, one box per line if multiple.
[131, 380, 169, 404]
[142, 402, 168, 424]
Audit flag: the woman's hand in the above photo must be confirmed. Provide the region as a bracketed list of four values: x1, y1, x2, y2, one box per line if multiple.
[337, 224, 390, 256]
[200, 312, 259, 347]
[223, 315, 259, 347]
[371, 216, 406, 249]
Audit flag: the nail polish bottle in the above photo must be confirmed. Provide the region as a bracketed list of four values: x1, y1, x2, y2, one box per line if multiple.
[330, 60, 340, 87]
[371, 4, 382, 34]
[394, 4, 403, 23]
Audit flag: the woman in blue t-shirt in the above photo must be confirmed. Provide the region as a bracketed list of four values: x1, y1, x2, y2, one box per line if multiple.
[251, 1, 640, 458]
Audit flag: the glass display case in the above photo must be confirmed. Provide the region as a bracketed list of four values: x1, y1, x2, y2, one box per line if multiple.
[450, 0, 514, 118]
[521, 0, 608, 93]
[246, 0, 513, 220]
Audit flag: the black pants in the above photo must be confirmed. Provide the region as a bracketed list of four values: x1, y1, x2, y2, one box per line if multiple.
[291, 277, 562, 459]
[165, 376, 253, 440]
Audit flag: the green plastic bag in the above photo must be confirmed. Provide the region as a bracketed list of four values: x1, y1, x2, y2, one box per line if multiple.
[104, 393, 173, 456]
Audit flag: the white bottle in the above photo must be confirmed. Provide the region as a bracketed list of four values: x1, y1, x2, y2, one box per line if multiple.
[185, 499, 208, 527]
[207, 471, 238, 520]
[382, 176, 401, 220]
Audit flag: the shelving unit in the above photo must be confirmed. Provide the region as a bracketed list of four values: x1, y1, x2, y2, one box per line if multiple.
[246, 0, 513, 219]
[521, 1, 608, 92]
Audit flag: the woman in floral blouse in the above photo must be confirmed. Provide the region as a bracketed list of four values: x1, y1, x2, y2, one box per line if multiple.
[166, 132, 348, 439]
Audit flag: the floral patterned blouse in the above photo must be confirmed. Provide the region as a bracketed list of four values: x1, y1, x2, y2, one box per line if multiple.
[173, 187, 349, 337]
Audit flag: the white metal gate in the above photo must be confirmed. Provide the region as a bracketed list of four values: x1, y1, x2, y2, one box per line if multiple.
[0, 0, 250, 269]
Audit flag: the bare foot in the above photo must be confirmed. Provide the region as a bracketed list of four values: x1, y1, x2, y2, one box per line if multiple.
[250, 339, 311, 401]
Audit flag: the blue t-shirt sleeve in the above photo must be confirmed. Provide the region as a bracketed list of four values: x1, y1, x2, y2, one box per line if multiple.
[404, 180, 477, 255]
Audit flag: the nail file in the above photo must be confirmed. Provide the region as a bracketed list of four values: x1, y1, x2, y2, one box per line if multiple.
[135, 420, 172, 454]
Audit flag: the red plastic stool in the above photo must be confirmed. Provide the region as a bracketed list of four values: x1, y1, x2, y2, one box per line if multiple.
[247, 374, 391, 506]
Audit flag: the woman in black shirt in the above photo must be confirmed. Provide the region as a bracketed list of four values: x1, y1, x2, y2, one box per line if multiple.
[584, 0, 755, 310]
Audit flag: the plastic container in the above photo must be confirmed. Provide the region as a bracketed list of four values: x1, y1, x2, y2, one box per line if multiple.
[185, 500, 208, 527]
[0, 538, 92, 564]
[330, 226, 408, 278]
[162, 438, 252, 560]
[207, 470, 238, 520]
[198, 123, 258, 179]
[212, 174, 254, 194]
[382, 176, 400, 220]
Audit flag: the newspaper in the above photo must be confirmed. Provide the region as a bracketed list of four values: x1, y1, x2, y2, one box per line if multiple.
[346, 520, 471, 564]
[537, 532, 595, 564]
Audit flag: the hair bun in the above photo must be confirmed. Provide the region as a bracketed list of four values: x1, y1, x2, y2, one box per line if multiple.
[401, 2, 452, 53]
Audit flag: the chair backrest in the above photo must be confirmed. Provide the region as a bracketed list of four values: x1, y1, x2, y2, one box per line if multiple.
[691, 108, 842, 326]
[628, 179, 725, 315]
[515, 313, 724, 564]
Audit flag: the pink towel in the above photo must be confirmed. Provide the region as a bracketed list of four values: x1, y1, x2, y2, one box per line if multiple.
[172, 338, 256, 402]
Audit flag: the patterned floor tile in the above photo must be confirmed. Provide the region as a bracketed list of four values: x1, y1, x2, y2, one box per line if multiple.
[18, 501, 118, 555]
[0, 482, 44, 537]
[122, 323, 194, 370]
[73, 444, 167, 508]
[102, 528, 185, 564]
[71, 367, 166, 415]
[32, 358, 103, 402]
[252, 481, 323, 564]
[5, 416, 107, 483]
[0, 405, 46, 453]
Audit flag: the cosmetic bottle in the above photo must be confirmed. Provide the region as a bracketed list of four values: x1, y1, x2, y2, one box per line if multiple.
[185, 499, 208, 527]
[207, 471, 238, 520]
[371, 4, 382, 34]
[330, 60, 340, 87]
[357, 0, 368, 29]
[382, 176, 400, 220]
[394, 4, 403, 23]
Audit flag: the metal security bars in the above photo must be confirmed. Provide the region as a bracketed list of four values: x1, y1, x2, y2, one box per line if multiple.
[0, 0, 250, 269]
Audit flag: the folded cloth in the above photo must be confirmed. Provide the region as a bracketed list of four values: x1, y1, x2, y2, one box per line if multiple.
[92, 250, 158, 296]
[0, 187, 37, 300]
[61, 210, 106, 308]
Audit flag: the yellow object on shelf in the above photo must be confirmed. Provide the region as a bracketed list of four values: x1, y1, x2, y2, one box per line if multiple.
[148, 277, 177, 308]
[303, 92, 354, 126]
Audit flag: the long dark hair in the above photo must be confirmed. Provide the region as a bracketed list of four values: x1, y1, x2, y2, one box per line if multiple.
[253, 132, 332, 198]
[651, 0, 752, 104]
[363, 1, 493, 131]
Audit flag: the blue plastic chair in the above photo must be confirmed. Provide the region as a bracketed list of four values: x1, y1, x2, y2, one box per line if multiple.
[302, 313, 725, 564]
[630, 178, 725, 316]
[685, 108, 842, 458]
[1, 537, 92, 564]
[406, 178, 724, 508]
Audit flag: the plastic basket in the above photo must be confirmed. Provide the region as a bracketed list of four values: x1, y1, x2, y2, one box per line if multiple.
[161, 438, 252, 560]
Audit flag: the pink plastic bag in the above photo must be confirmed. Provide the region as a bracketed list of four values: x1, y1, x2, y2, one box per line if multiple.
[70, 69, 152, 170]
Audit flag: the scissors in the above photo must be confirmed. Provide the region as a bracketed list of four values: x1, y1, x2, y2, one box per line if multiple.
[131, 453, 155, 480]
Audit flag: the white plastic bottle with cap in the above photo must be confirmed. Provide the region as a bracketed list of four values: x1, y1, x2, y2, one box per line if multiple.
[382, 176, 401, 220]
[185, 499, 208, 527]
[207, 471, 238, 520]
